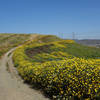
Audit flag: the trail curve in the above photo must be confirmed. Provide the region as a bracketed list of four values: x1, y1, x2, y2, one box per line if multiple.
[0, 48, 50, 100]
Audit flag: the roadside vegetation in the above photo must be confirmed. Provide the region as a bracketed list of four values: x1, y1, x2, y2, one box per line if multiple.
[13, 35, 100, 100]
[0, 33, 35, 58]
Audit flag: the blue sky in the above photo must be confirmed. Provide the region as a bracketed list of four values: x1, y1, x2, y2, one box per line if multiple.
[0, 0, 100, 39]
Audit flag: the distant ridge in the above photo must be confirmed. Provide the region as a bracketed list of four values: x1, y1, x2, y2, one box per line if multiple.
[76, 39, 100, 47]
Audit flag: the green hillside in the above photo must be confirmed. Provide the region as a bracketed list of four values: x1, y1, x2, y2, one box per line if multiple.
[25, 39, 100, 64]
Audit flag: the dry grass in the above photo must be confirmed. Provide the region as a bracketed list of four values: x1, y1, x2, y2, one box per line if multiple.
[0, 33, 36, 57]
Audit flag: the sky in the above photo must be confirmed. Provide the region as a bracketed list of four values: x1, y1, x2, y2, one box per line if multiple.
[0, 0, 100, 39]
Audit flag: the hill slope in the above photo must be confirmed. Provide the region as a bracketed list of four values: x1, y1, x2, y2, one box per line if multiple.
[13, 35, 100, 100]
[0, 33, 37, 57]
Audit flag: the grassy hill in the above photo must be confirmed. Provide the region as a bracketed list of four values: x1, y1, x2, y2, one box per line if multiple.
[0, 33, 36, 57]
[13, 35, 100, 100]
[25, 39, 100, 63]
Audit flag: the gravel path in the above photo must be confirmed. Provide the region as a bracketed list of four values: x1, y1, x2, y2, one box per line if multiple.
[0, 48, 50, 100]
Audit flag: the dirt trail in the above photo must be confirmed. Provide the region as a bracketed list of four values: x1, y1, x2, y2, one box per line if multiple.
[0, 48, 50, 100]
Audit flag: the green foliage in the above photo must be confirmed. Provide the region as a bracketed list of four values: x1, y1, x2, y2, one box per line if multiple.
[25, 40, 100, 64]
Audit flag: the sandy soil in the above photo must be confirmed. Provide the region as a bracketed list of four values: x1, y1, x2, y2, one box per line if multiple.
[0, 48, 50, 100]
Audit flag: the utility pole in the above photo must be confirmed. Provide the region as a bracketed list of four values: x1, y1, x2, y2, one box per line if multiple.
[59, 32, 63, 38]
[72, 32, 75, 40]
